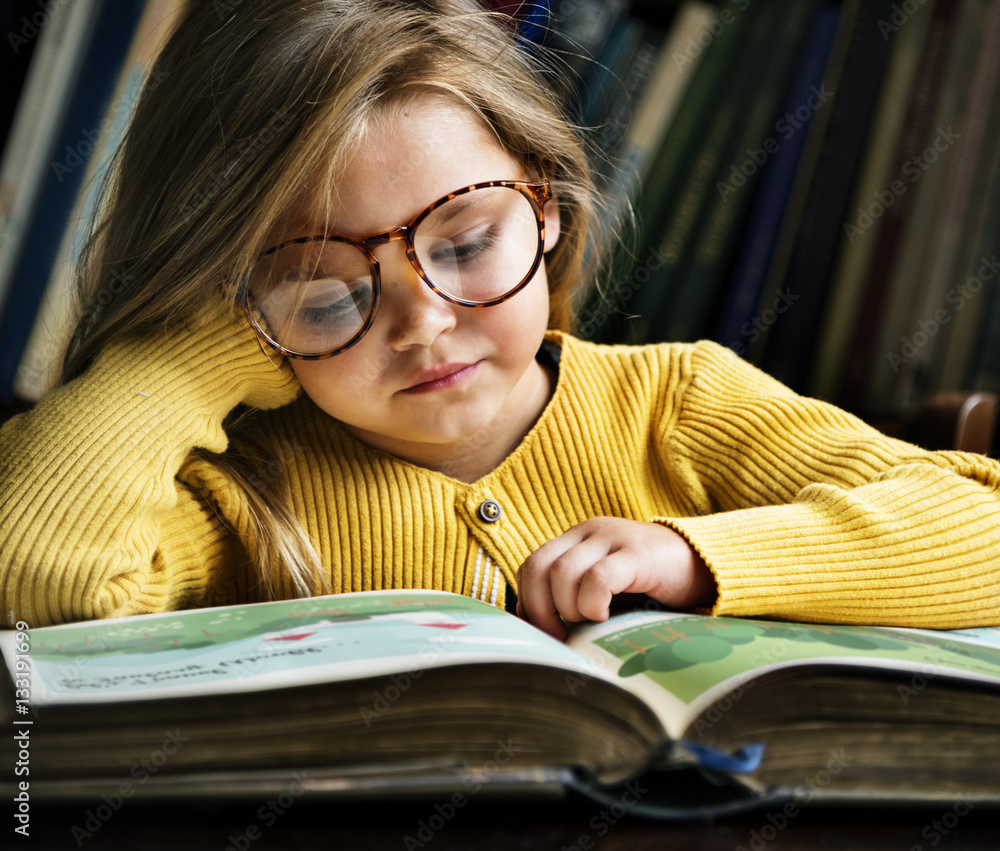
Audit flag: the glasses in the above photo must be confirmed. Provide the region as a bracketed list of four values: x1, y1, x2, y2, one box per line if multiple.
[238, 179, 552, 359]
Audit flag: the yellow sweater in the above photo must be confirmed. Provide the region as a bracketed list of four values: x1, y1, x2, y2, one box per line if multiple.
[2, 312, 1000, 628]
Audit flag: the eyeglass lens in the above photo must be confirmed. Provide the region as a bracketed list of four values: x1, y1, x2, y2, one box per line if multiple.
[245, 185, 541, 355]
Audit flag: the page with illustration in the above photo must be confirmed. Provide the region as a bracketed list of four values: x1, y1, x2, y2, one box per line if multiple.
[1, 590, 606, 706]
[566, 611, 1000, 739]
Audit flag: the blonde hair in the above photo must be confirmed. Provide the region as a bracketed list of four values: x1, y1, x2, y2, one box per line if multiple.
[62, 0, 615, 598]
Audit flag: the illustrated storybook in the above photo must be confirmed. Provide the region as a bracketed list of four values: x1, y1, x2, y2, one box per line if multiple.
[4, 589, 1000, 817]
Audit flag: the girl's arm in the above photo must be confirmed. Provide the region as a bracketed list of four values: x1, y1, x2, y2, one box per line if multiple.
[657, 341, 1000, 627]
[0, 301, 300, 626]
[518, 341, 1000, 634]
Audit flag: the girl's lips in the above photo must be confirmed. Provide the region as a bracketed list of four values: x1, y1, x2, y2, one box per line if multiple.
[400, 361, 480, 394]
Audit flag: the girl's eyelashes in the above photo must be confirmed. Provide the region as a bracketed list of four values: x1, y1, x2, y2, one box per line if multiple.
[299, 303, 349, 327]
[426, 226, 500, 266]
[298, 284, 371, 322]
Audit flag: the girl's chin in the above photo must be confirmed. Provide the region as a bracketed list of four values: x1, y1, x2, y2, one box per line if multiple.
[340, 415, 498, 451]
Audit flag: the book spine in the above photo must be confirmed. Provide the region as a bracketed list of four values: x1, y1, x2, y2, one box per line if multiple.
[576, 13, 644, 134]
[807, 2, 934, 401]
[0, 0, 147, 399]
[0, 1, 101, 316]
[666, 0, 819, 344]
[545, 0, 630, 92]
[595, 22, 666, 176]
[873, 0, 983, 413]
[714, 2, 840, 356]
[587, 0, 755, 346]
[619, 0, 765, 345]
[0, 1, 43, 147]
[612, 2, 716, 200]
[964, 113, 1000, 393]
[740, 0, 860, 365]
[836, 0, 960, 415]
[14, 0, 191, 403]
[893, 0, 1000, 405]
[758, 0, 900, 391]
[944, 96, 1000, 393]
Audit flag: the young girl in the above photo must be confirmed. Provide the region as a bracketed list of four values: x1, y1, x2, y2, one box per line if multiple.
[1, 0, 998, 637]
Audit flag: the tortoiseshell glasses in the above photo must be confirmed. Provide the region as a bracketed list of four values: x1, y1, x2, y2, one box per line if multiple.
[238, 179, 552, 359]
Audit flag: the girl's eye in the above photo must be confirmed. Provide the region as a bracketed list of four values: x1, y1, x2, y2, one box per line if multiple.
[427, 226, 498, 266]
[296, 281, 371, 325]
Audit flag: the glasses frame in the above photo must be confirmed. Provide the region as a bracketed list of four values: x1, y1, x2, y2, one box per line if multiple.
[237, 178, 552, 360]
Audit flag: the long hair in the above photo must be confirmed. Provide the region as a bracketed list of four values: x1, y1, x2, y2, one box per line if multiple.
[62, 0, 615, 597]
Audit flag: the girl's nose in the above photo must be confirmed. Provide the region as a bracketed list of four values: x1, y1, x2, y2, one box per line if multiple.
[377, 244, 458, 349]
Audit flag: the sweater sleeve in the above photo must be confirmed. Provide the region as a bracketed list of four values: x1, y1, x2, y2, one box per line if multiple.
[0, 303, 300, 626]
[656, 341, 1000, 628]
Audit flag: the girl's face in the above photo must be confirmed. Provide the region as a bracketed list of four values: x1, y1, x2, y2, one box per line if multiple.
[279, 95, 561, 479]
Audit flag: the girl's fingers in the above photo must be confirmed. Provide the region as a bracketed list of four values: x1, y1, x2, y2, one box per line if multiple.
[517, 518, 702, 639]
[516, 566, 565, 639]
[519, 532, 628, 638]
[575, 551, 649, 621]
[517, 525, 600, 639]
[550, 535, 622, 623]
[516, 540, 572, 640]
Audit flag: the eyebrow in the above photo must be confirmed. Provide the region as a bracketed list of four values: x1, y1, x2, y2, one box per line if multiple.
[427, 192, 480, 227]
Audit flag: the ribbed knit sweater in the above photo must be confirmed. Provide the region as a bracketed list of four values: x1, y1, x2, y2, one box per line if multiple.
[2, 311, 1000, 628]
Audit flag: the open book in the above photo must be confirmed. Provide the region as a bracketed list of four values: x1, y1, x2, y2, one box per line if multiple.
[3, 590, 1000, 817]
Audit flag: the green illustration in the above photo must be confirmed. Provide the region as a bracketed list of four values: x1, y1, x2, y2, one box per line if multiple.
[595, 616, 1000, 704]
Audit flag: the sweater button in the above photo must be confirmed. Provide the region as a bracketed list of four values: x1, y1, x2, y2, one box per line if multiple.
[477, 499, 502, 523]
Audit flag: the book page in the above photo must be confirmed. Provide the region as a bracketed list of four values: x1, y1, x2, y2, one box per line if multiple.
[906, 625, 1000, 650]
[0, 591, 603, 705]
[568, 611, 1000, 739]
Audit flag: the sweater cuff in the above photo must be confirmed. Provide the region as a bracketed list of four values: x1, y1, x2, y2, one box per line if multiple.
[657, 502, 1000, 628]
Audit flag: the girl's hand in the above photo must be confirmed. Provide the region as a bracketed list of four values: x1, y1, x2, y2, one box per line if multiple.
[515, 517, 717, 640]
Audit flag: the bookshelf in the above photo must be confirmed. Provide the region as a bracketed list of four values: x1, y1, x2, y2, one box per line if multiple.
[568, 0, 1000, 450]
[0, 0, 998, 452]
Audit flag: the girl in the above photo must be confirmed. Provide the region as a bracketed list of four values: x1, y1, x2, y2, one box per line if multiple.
[1, 0, 998, 636]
